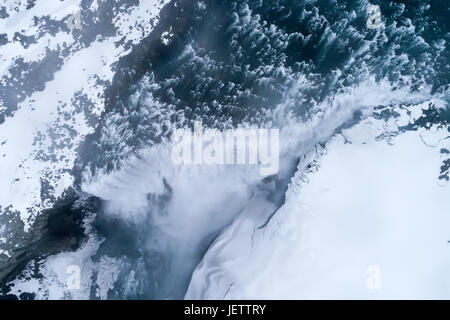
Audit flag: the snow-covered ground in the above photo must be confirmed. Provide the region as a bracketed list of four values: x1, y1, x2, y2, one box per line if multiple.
[0, 0, 170, 261]
[7, 96, 449, 299]
[1, 0, 448, 300]
[186, 102, 450, 299]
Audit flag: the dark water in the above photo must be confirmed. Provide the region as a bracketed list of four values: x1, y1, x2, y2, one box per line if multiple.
[81, 0, 448, 174]
[1, 0, 449, 299]
[75, 0, 449, 299]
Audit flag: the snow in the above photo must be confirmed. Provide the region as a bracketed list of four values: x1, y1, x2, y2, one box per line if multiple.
[0, 0, 171, 231]
[186, 103, 450, 299]
[2, 0, 448, 299]
[7, 211, 104, 299]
